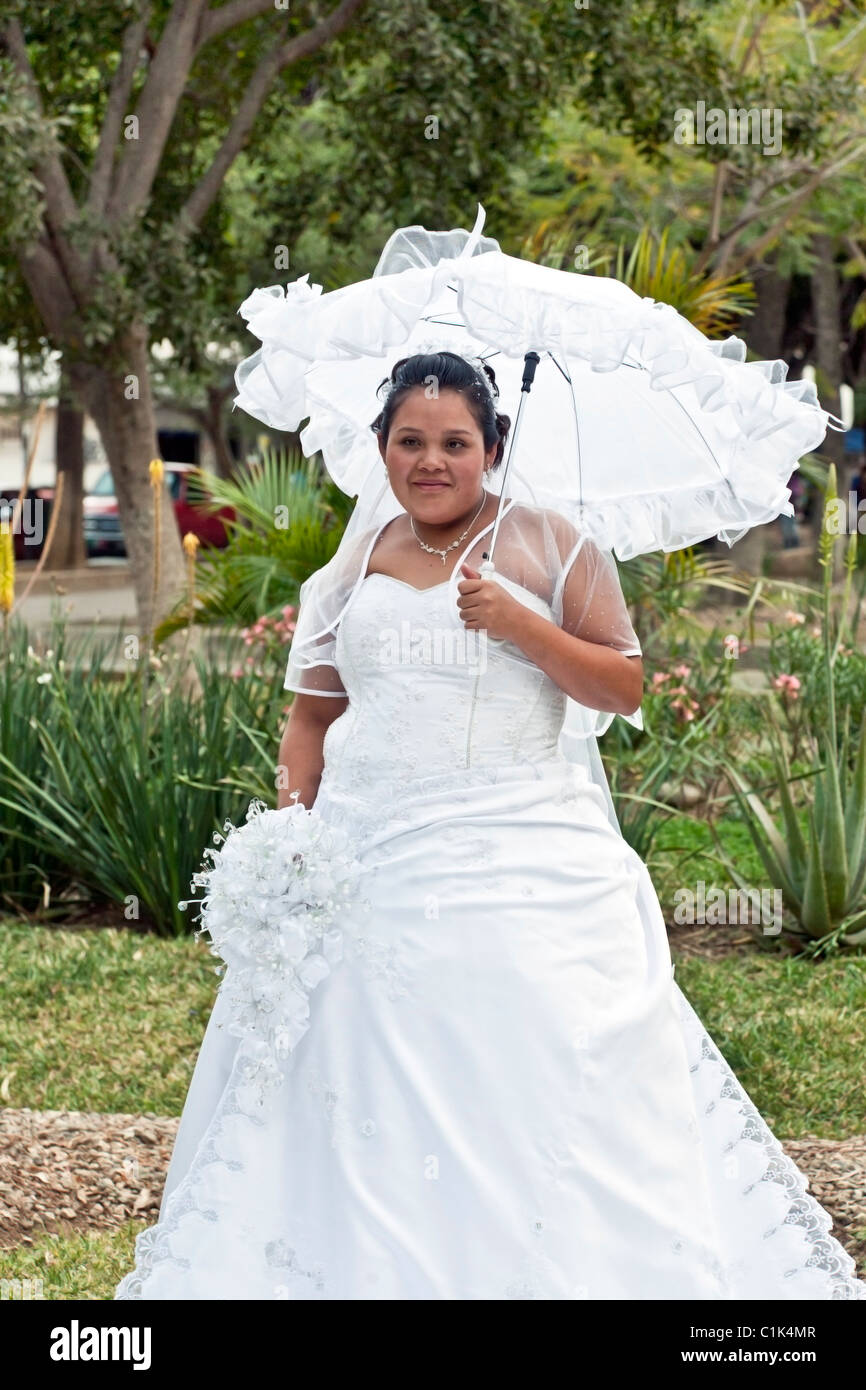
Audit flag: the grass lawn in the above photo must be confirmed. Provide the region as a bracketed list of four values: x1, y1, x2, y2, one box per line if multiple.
[0, 1222, 148, 1301]
[0, 922, 219, 1115]
[651, 811, 769, 887]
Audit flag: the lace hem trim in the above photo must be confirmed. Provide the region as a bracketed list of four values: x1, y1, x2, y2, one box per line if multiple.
[675, 984, 866, 1300]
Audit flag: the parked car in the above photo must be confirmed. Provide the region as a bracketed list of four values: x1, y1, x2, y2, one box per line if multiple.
[84, 463, 235, 557]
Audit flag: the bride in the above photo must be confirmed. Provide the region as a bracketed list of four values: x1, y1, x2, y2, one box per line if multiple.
[115, 351, 866, 1300]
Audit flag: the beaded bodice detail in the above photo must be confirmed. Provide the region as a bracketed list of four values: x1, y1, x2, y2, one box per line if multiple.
[319, 573, 567, 794]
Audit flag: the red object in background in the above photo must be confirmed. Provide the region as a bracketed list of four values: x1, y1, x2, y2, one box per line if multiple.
[167, 465, 235, 548]
[83, 463, 235, 557]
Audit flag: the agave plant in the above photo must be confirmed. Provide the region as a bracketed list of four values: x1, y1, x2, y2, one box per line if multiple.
[723, 706, 866, 948]
[716, 466, 866, 950]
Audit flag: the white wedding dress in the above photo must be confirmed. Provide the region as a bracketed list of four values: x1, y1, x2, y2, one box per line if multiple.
[115, 567, 866, 1301]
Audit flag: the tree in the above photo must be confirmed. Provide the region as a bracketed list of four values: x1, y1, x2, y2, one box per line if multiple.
[0, 0, 366, 634]
[0, 0, 724, 630]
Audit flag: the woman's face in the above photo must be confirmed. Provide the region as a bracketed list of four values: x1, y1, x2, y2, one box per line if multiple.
[378, 387, 497, 520]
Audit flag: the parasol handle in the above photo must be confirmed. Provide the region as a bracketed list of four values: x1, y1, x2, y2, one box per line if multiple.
[476, 557, 506, 647]
[484, 351, 541, 567]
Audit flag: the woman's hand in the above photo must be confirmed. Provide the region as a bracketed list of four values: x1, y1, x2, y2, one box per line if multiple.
[456, 563, 525, 641]
[457, 563, 642, 715]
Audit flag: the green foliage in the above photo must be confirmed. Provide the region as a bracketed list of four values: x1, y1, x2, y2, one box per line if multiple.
[618, 544, 751, 660]
[610, 226, 756, 335]
[605, 738, 699, 865]
[768, 621, 866, 744]
[320, 0, 721, 240]
[153, 445, 351, 643]
[715, 468, 866, 951]
[640, 633, 738, 744]
[0, 621, 94, 912]
[0, 621, 288, 936]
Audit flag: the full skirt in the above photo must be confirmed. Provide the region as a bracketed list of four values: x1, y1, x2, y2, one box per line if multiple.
[115, 758, 865, 1300]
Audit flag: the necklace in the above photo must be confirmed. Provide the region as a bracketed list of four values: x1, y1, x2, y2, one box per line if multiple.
[409, 492, 487, 565]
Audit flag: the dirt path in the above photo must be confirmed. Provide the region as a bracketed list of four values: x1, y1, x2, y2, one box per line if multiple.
[1, 1107, 864, 1280]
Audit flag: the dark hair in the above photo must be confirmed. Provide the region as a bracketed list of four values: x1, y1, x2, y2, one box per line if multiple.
[370, 352, 511, 468]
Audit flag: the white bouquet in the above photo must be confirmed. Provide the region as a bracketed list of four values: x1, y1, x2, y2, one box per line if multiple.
[180, 796, 366, 1106]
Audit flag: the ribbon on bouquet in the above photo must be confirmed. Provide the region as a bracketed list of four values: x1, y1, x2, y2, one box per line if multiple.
[180, 796, 368, 1108]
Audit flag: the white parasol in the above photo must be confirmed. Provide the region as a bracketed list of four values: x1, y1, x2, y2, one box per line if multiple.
[234, 202, 840, 564]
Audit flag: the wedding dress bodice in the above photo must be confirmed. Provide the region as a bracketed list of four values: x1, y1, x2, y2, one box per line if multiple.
[319, 573, 567, 795]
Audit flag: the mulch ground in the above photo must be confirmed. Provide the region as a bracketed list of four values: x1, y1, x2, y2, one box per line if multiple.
[0, 1108, 178, 1249]
[1, 1107, 864, 1282]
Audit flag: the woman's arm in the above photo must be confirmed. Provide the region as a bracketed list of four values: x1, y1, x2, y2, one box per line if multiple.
[499, 609, 642, 715]
[276, 692, 349, 810]
[456, 563, 643, 716]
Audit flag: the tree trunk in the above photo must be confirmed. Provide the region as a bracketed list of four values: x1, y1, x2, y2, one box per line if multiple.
[745, 258, 790, 361]
[723, 523, 767, 594]
[205, 383, 236, 481]
[811, 231, 846, 577]
[51, 359, 87, 569]
[68, 319, 187, 638]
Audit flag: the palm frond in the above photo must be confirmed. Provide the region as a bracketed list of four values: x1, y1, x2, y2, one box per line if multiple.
[154, 444, 349, 644]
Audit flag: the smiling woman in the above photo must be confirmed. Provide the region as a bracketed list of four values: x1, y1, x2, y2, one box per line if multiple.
[114, 351, 866, 1303]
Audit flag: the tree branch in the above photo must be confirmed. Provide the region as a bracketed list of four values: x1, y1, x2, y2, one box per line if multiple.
[706, 162, 728, 248]
[17, 235, 84, 345]
[179, 35, 287, 230]
[695, 140, 865, 277]
[87, 2, 153, 219]
[722, 143, 866, 277]
[1, 20, 92, 307]
[196, 0, 277, 46]
[105, 0, 210, 225]
[735, 5, 770, 76]
[180, 0, 365, 231]
[794, 1, 818, 67]
[843, 234, 866, 276]
[828, 10, 866, 55]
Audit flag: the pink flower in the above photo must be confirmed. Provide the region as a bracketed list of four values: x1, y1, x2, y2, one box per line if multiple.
[652, 672, 670, 687]
[671, 698, 696, 722]
[784, 610, 806, 626]
[773, 673, 801, 699]
[673, 663, 691, 678]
